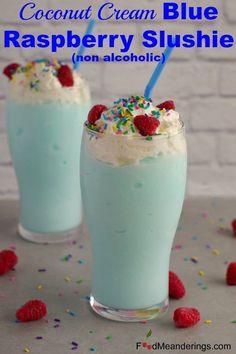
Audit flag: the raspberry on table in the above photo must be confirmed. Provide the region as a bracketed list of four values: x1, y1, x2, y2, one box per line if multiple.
[226, 262, 236, 285]
[173, 307, 200, 328]
[169, 271, 186, 299]
[16, 299, 47, 322]
[0, 250, 18, 276]
[231, 219, 236, 236]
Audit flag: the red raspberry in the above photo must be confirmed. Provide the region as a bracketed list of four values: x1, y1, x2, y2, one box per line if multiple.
[157, 100, 175, 111]
[16, 299, 47, 322]
[169, 271, 186, 299]
[3, 63, 20, 80]
[0, 250, 18, 276]
[134, 115, 160, 136]
[231, 219, 236, 236]
[88, 105, 108, 125]
[226, 262, 236, 285]
[57, 65, 74, 87]
[173, 307, 200, 328]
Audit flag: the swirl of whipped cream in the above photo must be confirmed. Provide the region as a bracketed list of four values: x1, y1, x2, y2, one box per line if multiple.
[8, 59, 90, 104]
[85, 96, 186, 166]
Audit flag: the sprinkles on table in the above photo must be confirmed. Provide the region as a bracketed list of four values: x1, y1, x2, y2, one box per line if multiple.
[61, 254, 72, 261]
[5, 201, 236, 354]
[64, 276, 72, 283]
[71, 341, 79, 350]
[36, 284, 43, 290]
[78, 259, 85, 264]
[212, 249, 220, 256]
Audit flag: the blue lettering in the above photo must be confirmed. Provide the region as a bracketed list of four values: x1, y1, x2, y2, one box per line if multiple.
[163, 3, 178, 20]
[205, 7, 218, 20]
[98, 2, 114, 20]
[38, 34, 50, 48]
[51, 34, 65, 52]
[67, 31, 81, 48]
[19, 2, 92, 21]
[82, 35, 96, 48]
[35, 10, 44, 20]
[19, 2, 36, 21]
[97, 35, 108, 47]
[120, 35, 134, 53]
[182, 34, 195, 48]
[196, 31, 211, 47]
[212, 30, 218, 47]
[45, 9, 54, 20]
[142, 30, 158, 48]
[53, 10, 63, 20]
[4, 30, 20, 47]
[103, 55, 111, 62]
[107, 34, 119, 48]
[22, 34, 35, 48]
[220, 34, 234, 48]
[163, 3, 218, 21]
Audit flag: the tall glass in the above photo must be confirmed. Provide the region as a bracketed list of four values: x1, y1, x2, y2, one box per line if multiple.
[81, 124, 187, 322]
[6, 99, 91, 243]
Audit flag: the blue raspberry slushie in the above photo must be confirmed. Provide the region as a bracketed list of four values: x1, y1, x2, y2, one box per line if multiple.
[81, 96, 187, 321]
[4, 59, 91, 243]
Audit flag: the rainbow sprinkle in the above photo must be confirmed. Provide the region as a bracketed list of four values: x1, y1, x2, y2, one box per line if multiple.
[10, 58, 73, 92]
[88, 95, 166, 137]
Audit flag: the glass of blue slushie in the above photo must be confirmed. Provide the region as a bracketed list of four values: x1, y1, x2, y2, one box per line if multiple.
[81, 96, 187, 321]
[3, 59, 91, 243]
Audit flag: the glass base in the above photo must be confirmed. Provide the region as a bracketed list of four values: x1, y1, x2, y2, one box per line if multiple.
[89, 295, 169, 322]
[18, 223, 83, 244]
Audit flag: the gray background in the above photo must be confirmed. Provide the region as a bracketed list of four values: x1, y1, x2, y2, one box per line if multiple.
[0, 0, 236, 198]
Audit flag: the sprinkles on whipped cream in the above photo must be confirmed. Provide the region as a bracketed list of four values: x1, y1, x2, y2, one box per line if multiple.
[87, 96, 181, 138]
[8, 58, 74, 90]
[3, 58, 91, 104]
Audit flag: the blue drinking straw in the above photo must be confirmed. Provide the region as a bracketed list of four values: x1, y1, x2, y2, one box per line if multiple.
[73, 19, 96, 71]
[144, 46, 174, 98]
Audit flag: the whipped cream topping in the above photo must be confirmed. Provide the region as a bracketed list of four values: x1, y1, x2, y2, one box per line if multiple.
[85, 96, 186, 166]
[8, 59, 90, 104]
[88, 96, 182, 137]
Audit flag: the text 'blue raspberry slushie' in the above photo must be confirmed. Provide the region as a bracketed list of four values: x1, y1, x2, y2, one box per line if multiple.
[81, 96, 187, 321]
[4, 59, 91, 243]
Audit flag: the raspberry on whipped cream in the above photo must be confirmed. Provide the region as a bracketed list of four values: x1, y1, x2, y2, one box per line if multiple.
[87, 96, 182, 137]
[3, 58, 90, 104]
[85, 96, 186, 167]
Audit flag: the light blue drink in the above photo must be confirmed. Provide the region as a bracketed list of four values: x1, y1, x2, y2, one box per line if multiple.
[7, 100, 91, 243]
[81, 129, 187, 321]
